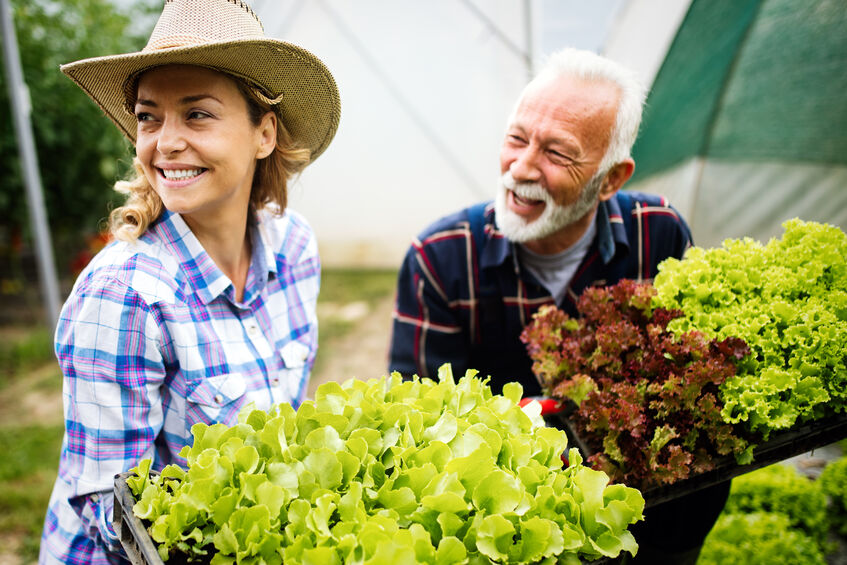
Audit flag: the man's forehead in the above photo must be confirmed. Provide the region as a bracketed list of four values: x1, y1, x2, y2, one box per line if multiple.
[508, 74, 618, 152]
[521, 74, 620, 115]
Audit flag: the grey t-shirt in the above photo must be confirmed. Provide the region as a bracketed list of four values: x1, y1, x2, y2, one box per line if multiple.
[518, 215, 597, 305]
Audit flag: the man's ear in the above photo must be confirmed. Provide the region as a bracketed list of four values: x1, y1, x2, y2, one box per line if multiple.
[598, 158, 635, 201]
[256, 111, 277, 159]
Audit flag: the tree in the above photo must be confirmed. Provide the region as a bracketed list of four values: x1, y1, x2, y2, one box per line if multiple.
[0, 0, 157, 274]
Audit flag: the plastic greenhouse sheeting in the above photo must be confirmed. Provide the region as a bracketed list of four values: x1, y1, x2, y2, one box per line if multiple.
[624, 0, 847, 249]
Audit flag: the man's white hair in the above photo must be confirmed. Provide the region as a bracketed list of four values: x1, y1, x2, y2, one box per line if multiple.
[517, 48, 647, 172]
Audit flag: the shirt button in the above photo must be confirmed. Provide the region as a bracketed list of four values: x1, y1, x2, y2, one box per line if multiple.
[271, 377, 280, 386]
[247, 324, 259, 336]
[214, 394, 223, 405]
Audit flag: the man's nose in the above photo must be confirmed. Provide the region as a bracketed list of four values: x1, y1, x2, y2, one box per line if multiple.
[156, 117, 187, 154]
[509, 147, 541, 183]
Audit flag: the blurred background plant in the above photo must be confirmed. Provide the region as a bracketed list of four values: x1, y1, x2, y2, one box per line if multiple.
[0, 0, 157, 321]
[698, 448, 847, 565]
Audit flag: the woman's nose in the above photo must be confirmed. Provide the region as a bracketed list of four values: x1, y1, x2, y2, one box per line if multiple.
[155, 117, 187, 154]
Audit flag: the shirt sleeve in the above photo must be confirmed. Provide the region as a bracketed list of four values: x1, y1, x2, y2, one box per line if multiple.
[668, 202, 694, 258]
[389, 239, 468, 379]
[55, 272, 166, 551]
[628, 194, 695, 279]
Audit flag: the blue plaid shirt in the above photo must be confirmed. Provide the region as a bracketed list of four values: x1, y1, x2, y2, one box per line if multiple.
[40, 208, 320, 564]
[389, 191, 692, 398]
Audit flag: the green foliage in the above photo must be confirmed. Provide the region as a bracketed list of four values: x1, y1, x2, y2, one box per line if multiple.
[653, 219, 847, 435]
[521, 280, 754, 489]
[0, 0, 157, 265]
[127, 367, 646, 563]
[722, 464, 830, 545]
[697, 512, 827, 565]
[820, 456, 847, 535]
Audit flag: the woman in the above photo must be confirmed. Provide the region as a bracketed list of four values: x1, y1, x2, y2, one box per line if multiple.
[39, 0, 340, 562]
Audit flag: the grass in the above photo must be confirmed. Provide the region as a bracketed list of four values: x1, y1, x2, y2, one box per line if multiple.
[0, 267, 399, 562]
[0, 425, 64, 560]
[0, 354, 64, 562]
[319, 267, 398, 306]
[0, 326, 54, 386]
[315, 267, 397, 349]
[0, 326, 62, 560]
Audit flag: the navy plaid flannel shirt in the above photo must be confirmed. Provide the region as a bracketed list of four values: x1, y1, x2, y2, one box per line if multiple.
[389, 191, 693, 397]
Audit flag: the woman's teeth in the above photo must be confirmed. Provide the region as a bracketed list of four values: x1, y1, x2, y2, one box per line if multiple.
[162, 168, 202, 180]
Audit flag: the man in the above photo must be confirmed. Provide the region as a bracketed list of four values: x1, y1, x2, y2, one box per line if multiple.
[389, 48, 724, 564]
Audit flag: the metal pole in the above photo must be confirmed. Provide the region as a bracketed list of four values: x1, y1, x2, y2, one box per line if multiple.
[459, 0, 533, 73]
[1, 0, 62, 329]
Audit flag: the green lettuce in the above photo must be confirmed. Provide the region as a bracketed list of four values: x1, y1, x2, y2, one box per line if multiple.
[653, 219, 847, 435]
[128, 365, 645, 563]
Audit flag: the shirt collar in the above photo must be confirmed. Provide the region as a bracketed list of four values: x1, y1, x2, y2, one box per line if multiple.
[479, 207, 513, 271]
[148, 209, 276, 306]
[598, 194, 630, 264]
[248, 209, 279, 297]
[482, 195, 630, 269]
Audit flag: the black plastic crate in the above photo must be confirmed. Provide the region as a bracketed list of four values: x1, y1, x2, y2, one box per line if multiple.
[113, 472, 164, 565]
[544, 411, 847, 508]
[113, 470, 617, 564]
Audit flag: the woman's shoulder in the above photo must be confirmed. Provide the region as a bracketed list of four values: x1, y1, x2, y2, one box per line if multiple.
[72, 236, 183, 305]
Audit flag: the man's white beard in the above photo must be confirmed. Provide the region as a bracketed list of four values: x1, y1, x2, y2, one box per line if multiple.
[494, 170, 605, 243]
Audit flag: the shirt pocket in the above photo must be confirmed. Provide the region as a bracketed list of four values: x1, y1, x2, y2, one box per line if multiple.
[184, 372, 247, 429]
[275, 340, 311, 401]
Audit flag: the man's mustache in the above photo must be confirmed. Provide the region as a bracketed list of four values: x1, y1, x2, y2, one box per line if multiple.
[501, 173, 550, 203]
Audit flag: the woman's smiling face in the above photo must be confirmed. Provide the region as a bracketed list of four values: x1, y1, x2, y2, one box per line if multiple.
[134, 65, 275, 226]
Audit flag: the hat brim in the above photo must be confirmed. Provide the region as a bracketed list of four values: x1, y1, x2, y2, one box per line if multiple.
[60, 40, 340, 164]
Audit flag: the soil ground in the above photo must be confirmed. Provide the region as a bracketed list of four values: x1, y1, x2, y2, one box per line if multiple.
[308, 293, 395, 398]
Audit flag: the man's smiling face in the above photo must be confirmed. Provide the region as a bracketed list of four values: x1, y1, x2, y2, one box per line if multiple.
[495, 75, 621, 246]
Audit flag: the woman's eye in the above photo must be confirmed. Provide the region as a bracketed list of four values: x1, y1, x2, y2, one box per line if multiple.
[188, 110, 210, 120]
[135, 111, 154, 122]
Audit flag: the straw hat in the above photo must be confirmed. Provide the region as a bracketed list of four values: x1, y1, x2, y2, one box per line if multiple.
[60, 0, 340, 164]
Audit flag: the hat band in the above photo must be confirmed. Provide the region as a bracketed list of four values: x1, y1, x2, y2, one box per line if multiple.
[120, 67, 285, 117]
[251, 88, 284, 106]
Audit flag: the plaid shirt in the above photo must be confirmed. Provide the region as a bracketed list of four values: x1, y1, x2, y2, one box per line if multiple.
[389, 191, 692, 398]
[40, 208, 320, 564]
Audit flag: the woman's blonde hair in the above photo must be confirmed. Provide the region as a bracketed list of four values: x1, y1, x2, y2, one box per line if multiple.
[109, 74, 312, 242]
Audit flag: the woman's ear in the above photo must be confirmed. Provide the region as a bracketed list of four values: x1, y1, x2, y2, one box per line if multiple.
[256, 111, 277, 159]
[598, 158, 635, 201]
